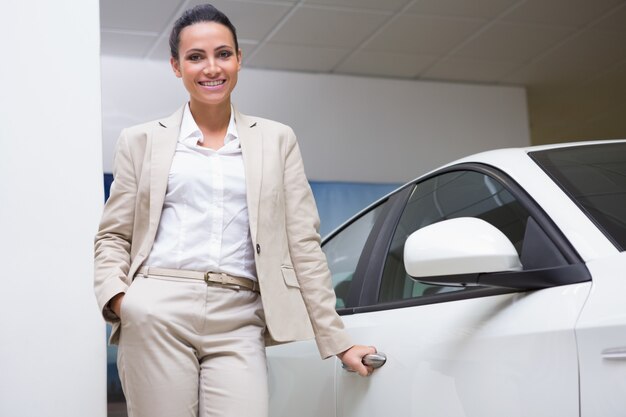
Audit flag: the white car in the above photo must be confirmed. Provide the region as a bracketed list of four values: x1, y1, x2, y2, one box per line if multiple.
[267, 140, 626, 417]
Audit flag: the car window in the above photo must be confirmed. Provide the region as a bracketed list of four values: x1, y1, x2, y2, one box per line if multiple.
[530, 142, 626, 251]
[323, 201, 389, 308]
[378, 170, 531, 303]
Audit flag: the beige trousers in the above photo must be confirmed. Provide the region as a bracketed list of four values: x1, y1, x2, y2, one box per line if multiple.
[117, 274, 268, 417]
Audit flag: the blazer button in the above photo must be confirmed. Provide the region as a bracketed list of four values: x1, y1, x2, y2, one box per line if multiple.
[256, 244, 261, 254]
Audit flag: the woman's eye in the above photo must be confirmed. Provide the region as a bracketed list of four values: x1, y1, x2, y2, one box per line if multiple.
[218, 50, 233, 59]
[188, 54, 202, 61]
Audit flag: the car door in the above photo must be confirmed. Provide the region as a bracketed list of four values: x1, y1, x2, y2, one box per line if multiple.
[334, 166, 592, 417]
[266, 194, 397, 417]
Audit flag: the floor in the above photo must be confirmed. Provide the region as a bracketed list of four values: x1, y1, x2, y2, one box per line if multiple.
[108, 402, 128, 417]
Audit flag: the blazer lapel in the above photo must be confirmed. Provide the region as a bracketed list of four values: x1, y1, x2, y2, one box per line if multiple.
[148, 107, 183, 234]
[235, 108, 263, 244]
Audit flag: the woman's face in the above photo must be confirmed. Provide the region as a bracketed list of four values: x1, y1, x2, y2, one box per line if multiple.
[171, 21, 241, 109]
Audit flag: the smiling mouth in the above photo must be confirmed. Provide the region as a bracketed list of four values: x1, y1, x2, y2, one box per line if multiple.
[199, 80, 225, 87]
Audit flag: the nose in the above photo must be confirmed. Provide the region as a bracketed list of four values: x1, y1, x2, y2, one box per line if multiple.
[202, 58, 220, 76]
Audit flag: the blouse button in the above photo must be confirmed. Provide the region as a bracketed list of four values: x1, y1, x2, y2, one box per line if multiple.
[256, 244, 261, 254]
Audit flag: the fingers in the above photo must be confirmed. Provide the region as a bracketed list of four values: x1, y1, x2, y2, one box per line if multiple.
[357, 365, 374, 377]
[351, 359, 368, 376]
[341, 345, 378, 377]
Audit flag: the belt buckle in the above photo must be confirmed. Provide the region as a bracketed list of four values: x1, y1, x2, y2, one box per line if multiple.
[204, 272, 238, 290]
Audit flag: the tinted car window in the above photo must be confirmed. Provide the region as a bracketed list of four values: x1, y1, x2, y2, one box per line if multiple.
[530, 142, 626, 251]
[323, 201, 389, 307]
[379, 170, 530, 303]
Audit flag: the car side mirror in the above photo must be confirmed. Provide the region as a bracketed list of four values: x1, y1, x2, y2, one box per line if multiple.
[403, 217, 522, 279]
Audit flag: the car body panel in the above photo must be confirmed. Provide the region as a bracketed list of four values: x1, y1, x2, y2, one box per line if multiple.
[335, 283, 590, 417]
[267, 339, 335, 417]
[576, 251, 626, 416]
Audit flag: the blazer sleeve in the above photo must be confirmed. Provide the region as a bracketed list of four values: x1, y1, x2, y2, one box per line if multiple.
[282, 128, 353, 359]
[93, 129, 136, 321]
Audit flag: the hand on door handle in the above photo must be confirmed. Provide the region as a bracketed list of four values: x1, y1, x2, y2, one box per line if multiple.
[342, 352, 387, 372]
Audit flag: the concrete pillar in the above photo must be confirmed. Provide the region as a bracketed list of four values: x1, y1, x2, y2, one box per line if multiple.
[0, 0, 106, 416]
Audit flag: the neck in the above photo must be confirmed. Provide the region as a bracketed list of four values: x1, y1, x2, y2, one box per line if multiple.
[188, 99, 232, 132]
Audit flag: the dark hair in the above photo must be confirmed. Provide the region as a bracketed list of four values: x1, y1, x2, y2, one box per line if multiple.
[169, 4, 239, 60]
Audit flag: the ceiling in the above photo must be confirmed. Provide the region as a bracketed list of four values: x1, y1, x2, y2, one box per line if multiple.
[100, 0, 626, 143]
[101, 0, 626, 86]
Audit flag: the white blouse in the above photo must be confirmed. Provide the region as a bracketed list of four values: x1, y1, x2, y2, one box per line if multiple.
[144, 104, 257, 280]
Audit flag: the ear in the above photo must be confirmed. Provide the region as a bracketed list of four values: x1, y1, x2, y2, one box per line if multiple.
[170, 56, 182, 78]
[236, 48, 242, 71]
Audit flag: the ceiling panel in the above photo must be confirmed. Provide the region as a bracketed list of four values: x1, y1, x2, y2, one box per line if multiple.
[407, 0, 520, 20]
[589, 3, 626, 34]
[246, 42, 349, 72]
[235, 0, 297, 3]
[502, 28, 626, 86]
[422, 57, 520, 83]
[234, 41, 260, 62]
[452, 22, 574, 64]
[364, 14, 485, 55]
[592, 59, 626, 88]
[186, 0, 292, 41]
[101, 31, 158, 57]
[269, 6, 390, 48]
[146, 35, 173, 61]
[100, 0, 183, 32]
[336, 50, 436, 78]
[502, 0, 625, 27]
[500, 61, 569, 86]
[304, 0, 407, 12]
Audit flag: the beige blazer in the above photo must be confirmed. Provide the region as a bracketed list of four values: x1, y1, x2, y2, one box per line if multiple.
[94, 106, 352, 359]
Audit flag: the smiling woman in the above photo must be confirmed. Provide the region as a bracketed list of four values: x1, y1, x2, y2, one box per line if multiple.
[170, 21, 242, 123]
[94, 4, 375, 417]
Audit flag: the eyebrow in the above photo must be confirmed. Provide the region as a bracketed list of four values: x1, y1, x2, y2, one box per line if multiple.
[184, 48, 205, 55]
[183, 45, 234, 55]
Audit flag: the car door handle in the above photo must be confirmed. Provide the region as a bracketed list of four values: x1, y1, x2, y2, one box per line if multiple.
[342, 352, 387, 371]
[364, 352, 387, 368]
[602, 347, 626, 360]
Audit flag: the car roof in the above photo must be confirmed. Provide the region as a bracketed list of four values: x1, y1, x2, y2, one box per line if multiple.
[442, 139, 626, 171]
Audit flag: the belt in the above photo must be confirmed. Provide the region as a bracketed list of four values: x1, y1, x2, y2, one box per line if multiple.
[137, 266, 260, 293]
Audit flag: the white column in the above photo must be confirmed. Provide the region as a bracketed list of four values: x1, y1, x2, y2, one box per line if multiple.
[0, 0, 106, 416]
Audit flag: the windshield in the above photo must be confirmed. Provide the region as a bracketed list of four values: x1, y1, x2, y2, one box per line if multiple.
[530, 142, 626, 251]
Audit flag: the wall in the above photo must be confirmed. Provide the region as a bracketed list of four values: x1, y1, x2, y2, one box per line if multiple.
[528, 60, 626, 145]
[101, 55, 530, 183]
[0, 0, 106, 416]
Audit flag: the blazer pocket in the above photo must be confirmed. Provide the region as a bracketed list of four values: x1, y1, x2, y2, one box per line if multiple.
[281, 266, 300, 289]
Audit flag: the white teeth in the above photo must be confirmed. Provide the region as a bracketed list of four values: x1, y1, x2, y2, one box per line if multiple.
[200, 80, 225, 87]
